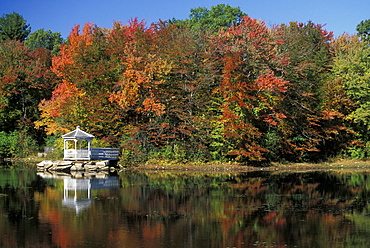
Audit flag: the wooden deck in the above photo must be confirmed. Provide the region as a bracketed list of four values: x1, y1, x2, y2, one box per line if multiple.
[64, 148, 120, 161]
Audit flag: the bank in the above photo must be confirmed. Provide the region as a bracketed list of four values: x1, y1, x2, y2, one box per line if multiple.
[4, 156, 370, 172]
[125, 158, 370, 172]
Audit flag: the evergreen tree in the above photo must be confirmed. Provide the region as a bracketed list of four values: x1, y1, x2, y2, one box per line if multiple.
[356, 19, 370, 42]
[0, 12, 31, 41]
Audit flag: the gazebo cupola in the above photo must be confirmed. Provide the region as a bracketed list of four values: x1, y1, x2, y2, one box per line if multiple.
[62, 126, 95, 160]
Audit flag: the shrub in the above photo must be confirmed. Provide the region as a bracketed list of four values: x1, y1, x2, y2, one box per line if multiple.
[0, 131, 39, 159]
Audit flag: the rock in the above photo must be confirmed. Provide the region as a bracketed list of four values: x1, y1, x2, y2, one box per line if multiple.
[96, 160, 109, 167]
[57, 161, 73, 166]
[42, 161, 54, 170]
[48, 162, 59, 171]
[70, 171, 84, 178]
[37, 161, 44, 167]
[55, 164, 73, 171]
[84, 164, 97, 171]
[70, 163, 84, 171]
[37, 159, 114, 173]
[38, 153, 47, 158]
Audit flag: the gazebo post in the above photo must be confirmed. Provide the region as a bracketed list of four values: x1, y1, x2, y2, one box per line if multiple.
[88, 139, 91, 159]
[74, 139, 77, 160]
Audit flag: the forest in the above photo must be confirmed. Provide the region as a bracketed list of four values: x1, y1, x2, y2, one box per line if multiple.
[1, 5, 370, 165]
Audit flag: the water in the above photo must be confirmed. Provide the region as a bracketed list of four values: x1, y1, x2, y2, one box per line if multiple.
[1, 167, 370, 247]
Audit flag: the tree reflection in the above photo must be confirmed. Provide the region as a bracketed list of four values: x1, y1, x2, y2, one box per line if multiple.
[2, 169, 370, 247]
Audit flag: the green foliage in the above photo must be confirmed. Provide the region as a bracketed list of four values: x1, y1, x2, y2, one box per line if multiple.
[0, 131, 18, 158]
[330, 34, 370, 158]
[170, 4, 246, 33]
[0, 12, 31, 41]
[25, 28, 63, 55]
[148, 145, 188, 162]
[262, 129, 283, 161]
[356, 19, 370, 42]
[345, 146, 367, 160]
[0, 131, 38, 158]
[332, 35, 370, 126]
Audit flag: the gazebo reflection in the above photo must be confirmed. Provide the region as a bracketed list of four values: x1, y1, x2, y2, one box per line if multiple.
[63, 178, 92, 213]
[63, 176, 120, 213]
[38, 171, 120, 214]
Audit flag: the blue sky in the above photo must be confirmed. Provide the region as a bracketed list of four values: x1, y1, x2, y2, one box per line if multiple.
[1, 0, 368, 38]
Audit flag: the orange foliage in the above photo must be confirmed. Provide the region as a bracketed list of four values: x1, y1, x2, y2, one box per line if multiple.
[35, 80, 85, 134]
[52, 23, 94, 77]
[256, 72, 288, 93]
[31, 15, 354, 162]
[212, 16, 289, 161]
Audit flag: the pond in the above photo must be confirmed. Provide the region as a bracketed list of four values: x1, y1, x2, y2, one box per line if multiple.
[1, 165, 370, 247]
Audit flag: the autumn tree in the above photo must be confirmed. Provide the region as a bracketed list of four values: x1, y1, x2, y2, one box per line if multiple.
[147, 22, 217, 160]
[210, 16, 289, 162]
[272, 21, 348, 161]
[34, 12, 364, 164]
[106, 19, 198, 159]
[114, 20, 222, 161]
[0, 39, 56, 138]
[36, 23, 121, 142]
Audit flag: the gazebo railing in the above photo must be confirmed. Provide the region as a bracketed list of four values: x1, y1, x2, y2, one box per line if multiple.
[64, 148, 119, 161]
[64, 149, 90, 160]
[91, 148, 120, 160]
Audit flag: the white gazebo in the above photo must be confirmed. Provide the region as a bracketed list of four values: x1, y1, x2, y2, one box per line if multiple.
[62, 126, 94, 160]
[62, 126, 119, 161]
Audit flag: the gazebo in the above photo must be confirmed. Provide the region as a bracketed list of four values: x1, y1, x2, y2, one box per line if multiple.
[62, 126, 94, 160]
[62, 126, 119, 161]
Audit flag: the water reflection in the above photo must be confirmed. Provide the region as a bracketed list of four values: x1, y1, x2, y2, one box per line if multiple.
[38, 171, 120, 214]
[2, 168, 370, 247]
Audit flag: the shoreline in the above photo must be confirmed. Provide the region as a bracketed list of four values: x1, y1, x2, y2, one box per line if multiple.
[127, 159, 370, 172]
[5, 157, 370, 172]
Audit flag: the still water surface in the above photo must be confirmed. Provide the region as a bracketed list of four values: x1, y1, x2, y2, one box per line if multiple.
[1, 166, 370, 247]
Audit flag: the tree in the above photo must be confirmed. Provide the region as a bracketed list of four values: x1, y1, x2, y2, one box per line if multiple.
[0, 40, 56, 137]
[276, 21, 350, 161]
[37, 23, 119, 139]
[330, 34, 370, 158]
[356, 19, 370, 42]
[36, 80, 85, 135]
[25, 29, 63, 55]
[0, 12, 31, 41]
[170, 4, 246, 33]
[211, 16, 289, 162]
[38, 19, 217, 160]
[331, 34, 370, 126]
[147, 22, 216, 161]
[107, 19, 176, 155]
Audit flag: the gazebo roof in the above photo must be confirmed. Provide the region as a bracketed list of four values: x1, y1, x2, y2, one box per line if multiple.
[62, 126, 94, 140]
